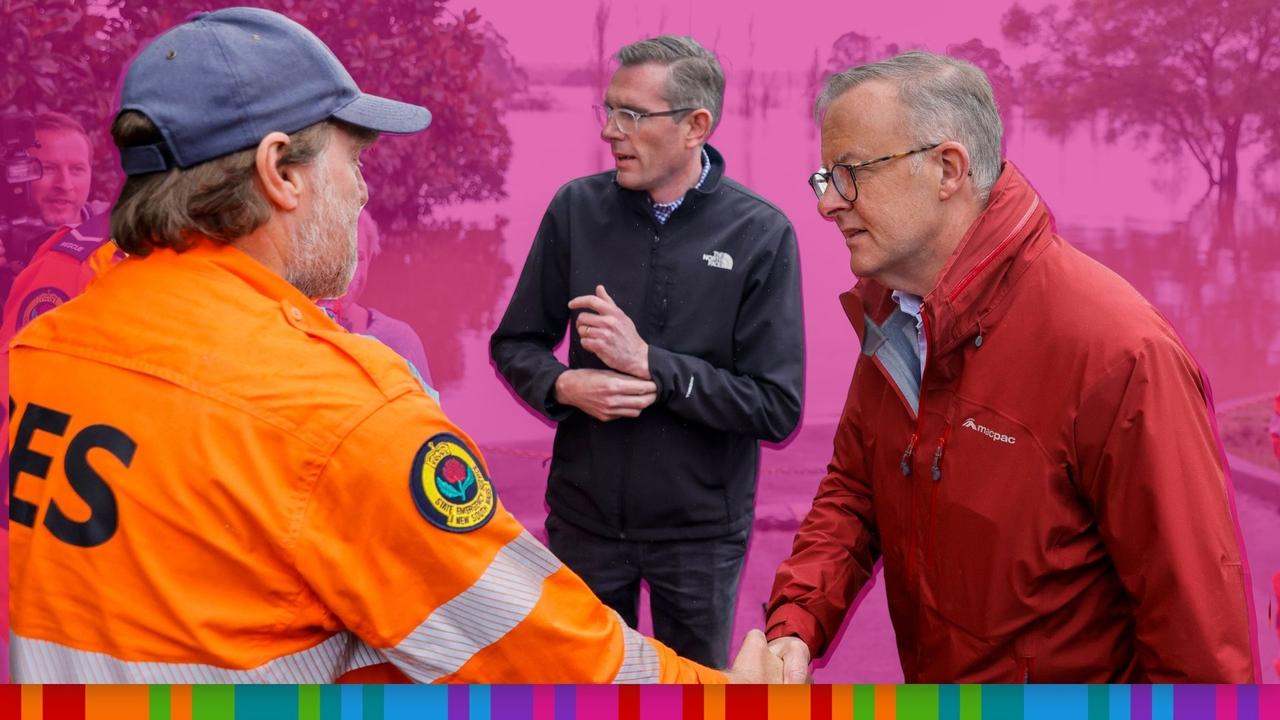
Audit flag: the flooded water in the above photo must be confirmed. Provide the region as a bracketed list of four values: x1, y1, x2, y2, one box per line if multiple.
[362, 84, 1280, 681]
[368, 84, 1280, 436]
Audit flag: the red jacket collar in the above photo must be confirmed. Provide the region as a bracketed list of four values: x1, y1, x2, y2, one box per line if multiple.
[842, 161, 1055, 356]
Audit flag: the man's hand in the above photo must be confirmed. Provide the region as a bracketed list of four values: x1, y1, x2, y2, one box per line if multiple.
[767, 636, 812, 684]
[723, 629, 785, 684]
[569, 285, 650, 379]
[553, 368, 656, 422]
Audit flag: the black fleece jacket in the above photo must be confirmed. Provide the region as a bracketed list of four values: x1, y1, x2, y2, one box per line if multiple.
[490, 144, 804, 540]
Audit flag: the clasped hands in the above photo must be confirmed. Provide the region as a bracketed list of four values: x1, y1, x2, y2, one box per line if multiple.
[554, 285, 657, 421]
[722, 630, 813, 684]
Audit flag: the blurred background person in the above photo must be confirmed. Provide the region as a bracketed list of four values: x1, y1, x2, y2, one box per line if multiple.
[0, 111, 117, 409]
[1, 111, 98, 303]
[30, 111, 94, 232]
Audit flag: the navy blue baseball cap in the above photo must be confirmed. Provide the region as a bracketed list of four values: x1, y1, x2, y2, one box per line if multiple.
[118, 7, 431, 176]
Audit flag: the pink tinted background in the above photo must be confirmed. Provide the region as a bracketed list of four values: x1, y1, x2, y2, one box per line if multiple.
[7, 0, 1279, 682]
[392, 0, 1279, 682]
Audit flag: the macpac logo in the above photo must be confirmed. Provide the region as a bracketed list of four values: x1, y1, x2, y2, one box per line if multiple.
[962, 417, 1016, 445]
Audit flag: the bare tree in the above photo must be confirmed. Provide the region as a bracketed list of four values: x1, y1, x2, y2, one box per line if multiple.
[1003, 0, 1280, 241]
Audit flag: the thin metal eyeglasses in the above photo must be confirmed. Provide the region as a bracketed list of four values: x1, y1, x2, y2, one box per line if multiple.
[593, 104, 696, 135]
[809, 143, 941, 202]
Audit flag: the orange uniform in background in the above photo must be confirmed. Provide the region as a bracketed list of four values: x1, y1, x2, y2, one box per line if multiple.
[8, 239, 724, 684]
[0, 216, 120, 340]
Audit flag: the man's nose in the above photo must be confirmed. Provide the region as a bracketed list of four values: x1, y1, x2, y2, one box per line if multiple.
[817, 181, 851, 220]
[600, 116, 624, 142]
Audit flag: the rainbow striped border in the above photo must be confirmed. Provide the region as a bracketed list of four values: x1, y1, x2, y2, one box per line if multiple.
[0, 684, 1277, 719]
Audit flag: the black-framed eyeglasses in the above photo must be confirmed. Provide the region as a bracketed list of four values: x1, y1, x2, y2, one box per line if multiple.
[809, 143, 941, 202]
[593, 104, 696, 135]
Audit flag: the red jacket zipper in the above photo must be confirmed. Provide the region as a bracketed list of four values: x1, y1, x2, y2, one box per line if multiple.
[947, 196, 1039, 302]
[930, 423, 952, 482]
[901, 307, 933, 477]
[903, 305, 933, 675]
[923, 422, 951, 574]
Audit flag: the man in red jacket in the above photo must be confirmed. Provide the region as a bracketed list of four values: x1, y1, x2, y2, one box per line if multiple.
[766, 51, 1259, 683]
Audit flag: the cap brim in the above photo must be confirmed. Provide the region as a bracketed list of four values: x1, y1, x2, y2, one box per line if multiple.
[331, 93, 431, 135]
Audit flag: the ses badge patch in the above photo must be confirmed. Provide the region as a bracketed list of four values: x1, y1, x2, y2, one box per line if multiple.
[18, 287, 70, 330]
[410, 433, 496, 533]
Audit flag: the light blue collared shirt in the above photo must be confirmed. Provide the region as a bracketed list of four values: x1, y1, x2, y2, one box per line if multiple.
[891, 290, 927, 380]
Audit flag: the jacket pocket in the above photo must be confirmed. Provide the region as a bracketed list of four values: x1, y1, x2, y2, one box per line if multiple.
[924, 400, 1056, 640]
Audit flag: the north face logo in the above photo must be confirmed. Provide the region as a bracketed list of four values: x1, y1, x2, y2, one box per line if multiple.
[962, 417, 1016, 445]
[702, 251, 733, 270]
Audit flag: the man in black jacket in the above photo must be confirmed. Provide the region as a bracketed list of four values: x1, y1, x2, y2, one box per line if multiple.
[490, 35, 804, 668]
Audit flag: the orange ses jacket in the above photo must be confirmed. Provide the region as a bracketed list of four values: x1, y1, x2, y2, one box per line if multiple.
[9, 240, 723, 684]
[767, 163, 1259, 683]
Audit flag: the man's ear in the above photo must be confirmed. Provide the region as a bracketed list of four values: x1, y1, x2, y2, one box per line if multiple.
[255, 131, 303, 211]
[684, 109, 713, 148]
[937, 141, 971, 201]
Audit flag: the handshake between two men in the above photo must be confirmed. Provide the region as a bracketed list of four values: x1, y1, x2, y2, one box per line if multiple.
[722, 630, 811, 684]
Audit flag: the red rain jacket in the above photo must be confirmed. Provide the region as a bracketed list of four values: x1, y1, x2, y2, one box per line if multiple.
[767, 163, 1258, 683]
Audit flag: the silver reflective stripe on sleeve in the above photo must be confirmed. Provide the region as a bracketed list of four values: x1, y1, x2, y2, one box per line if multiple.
[385, 530, 561, 682]
[612, 619, 660, 683]
[12, 630, 384, 683]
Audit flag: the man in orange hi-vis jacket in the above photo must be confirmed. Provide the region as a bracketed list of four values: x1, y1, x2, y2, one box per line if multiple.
[8, 7, 783, 684]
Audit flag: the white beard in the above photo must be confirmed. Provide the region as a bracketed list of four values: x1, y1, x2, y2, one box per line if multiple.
[285, 162, 360, 300]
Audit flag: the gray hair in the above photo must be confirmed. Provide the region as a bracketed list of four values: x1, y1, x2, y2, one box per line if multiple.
[816, 51, 1003, 203]
[616, 35, 725, 133]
